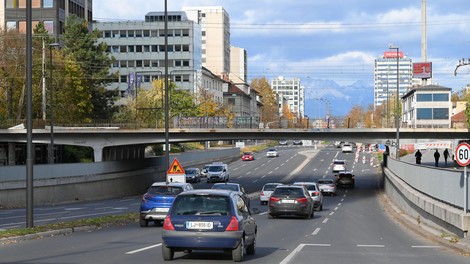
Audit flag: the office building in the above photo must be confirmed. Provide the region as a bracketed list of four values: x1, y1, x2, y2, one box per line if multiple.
[270, 76, 305, 117]
[374, 51, 413, 107]
[184, 6, 230, 77]
[401, 84, 451, 128]
[1, 0, 92, 34]
[93, 11, 202, 98]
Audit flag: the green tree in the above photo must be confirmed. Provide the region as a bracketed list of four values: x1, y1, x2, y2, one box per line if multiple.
[62, 15, 118, 120]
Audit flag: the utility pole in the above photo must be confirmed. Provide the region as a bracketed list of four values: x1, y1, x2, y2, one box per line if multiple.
[42, 37, 46, 120]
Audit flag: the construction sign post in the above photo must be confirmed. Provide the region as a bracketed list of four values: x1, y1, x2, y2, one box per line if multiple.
[166, 158, 186, 183]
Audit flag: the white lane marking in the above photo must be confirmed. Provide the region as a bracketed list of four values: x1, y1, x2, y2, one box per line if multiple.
[126, 243, 162, 254]
[268, 171, 273, 174]
[312, 228, 321, 236]
[254, 167, 259, 170]
[280, 244, 330, 264]
[281, 163, 285, 166]
[411, 245, 441, 248]
[259, 211, 268, 215]
[275, 167, 279, 170]
[334, 207, 339, 211]
[329, 212, 335, 216]
[357, 245, 385, 248]
[246, 171, 251, 175]
[252, 179, 258, 183]
[322, 218, 329, 224]
[338, 203, 342, 206]
[341, 198, 344, 202]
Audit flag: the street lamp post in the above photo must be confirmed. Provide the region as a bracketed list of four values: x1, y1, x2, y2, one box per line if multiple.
[389, 44, 400, 160]
[49, 42, 60, 164]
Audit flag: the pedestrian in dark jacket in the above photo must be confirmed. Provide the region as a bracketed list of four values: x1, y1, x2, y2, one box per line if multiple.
[434, 149, 440, 167]
[443, 148, 449, 166]
[415, 150, 422, 164]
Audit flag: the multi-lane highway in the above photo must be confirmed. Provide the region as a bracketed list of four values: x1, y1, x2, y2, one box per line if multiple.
[1, 144, 468, 263]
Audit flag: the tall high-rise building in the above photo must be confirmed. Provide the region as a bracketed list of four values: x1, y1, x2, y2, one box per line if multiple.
[183, 6, 230, 77]
[229, 46, 247, 83]
[374, 51, 413, 107]
[271, 76, 305, 118]
[1, 0, 92, 34]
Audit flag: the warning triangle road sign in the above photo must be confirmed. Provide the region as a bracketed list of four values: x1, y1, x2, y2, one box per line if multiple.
[167, 158, 185, 174]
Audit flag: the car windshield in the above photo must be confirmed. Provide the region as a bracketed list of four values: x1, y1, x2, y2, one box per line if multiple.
[243, 152, 252, 155]
[268, 148, 277, 152]
[171, 195, 230, 216]
[263, 184, 279, 191]
[273, 187, 304, 197]
[208, 165, 224, 172]
[212, 184, 239, 191]
[186, 169, 197, 174]
[147, 186, 183, 195]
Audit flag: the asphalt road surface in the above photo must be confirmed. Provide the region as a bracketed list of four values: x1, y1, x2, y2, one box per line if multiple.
[1, 144, 468, 264]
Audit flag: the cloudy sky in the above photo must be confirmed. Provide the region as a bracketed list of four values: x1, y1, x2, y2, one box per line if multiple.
[93, 0, 470, 116]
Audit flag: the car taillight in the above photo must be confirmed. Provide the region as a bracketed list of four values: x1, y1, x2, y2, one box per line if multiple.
[142, 194, 151, 201]
[163, 216, 174, 230]
[296, 197, 308, 203]
[225, 216, 239, 231]
[312, 191, 320, 196]
[260, 191, 265, 196]
[269, 196, 281, 203]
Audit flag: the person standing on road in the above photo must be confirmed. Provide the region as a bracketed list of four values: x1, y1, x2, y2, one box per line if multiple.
[415, 149, 422, 164]
[434, 149, 440, 167]
[443, 148, 449, 166]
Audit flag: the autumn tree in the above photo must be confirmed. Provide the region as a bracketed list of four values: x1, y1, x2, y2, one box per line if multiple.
[125, 79, 197, 127]
[250, 77, 279, 125]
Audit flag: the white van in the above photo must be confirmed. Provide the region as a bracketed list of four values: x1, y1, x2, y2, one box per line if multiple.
[206, 162, 230, 183]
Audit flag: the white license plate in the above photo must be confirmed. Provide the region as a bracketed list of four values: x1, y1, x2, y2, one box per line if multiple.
[153, 207, 169, 213]
[282, 199, 295, 204]
[186, 221, 213, 230]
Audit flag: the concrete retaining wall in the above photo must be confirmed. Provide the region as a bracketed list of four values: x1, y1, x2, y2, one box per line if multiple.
[0, 148, 240, 208]
[384, 157, 469, 237]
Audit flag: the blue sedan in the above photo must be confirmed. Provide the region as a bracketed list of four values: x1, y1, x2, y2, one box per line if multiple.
[161, 189, 258, 262]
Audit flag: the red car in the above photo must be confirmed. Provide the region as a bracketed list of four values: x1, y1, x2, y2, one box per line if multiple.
[242, 152, 255, 161]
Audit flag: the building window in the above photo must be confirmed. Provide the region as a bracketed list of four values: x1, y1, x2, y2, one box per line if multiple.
[128, 45, 134, 52]
[128, 30, 134, 37]
[43, 0, 53, 8]
[433, 94, 449, 101]
[416, 94, 432, 102]
[433, 108, 448, 119]
[6, 21, 16, 30]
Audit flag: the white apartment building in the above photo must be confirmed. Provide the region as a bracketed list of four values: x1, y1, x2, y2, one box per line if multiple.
[93, 11, 202, 98]
[229, 46, 247, 83]
[183, 6, 230, 77]
[374, 51, 413, 107]
[270, 76, 305, 117]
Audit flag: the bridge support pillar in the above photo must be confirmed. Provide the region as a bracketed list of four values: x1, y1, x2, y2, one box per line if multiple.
[8, 142, 16, 165]
[93, 146, 103, 162]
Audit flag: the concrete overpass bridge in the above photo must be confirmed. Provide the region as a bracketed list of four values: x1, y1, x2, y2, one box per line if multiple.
[1, 127, 469, 162]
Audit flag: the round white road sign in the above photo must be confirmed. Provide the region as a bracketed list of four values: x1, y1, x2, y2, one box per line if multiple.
[455, 143, 470, 167]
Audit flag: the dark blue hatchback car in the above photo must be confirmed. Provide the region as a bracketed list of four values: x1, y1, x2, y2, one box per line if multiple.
[161, 189, 258, 262]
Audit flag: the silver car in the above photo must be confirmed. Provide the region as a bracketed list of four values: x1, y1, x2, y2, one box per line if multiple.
[293, 182, 323, 211]
[266, 148, 279, 157]
[259, 183, 282, 205]
[317, 178, 337, 196]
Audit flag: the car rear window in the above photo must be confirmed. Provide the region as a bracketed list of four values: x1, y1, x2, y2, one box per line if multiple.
[263, 184, 279, 191]
[339, 174, 352, 178]
[172, 195, 230, 216]
[334, 161, 345, 165]
[148, 186, 183, 195]
[273, 187, 304, 197]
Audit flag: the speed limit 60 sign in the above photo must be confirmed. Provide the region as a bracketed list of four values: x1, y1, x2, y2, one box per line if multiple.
[455, 143, 470, 167]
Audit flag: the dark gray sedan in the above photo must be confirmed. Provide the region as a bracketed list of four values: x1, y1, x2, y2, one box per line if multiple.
[268, 185, 314, 219]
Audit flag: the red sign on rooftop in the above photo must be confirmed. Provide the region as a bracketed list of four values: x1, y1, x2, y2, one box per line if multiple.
[383, 51, 404, 59]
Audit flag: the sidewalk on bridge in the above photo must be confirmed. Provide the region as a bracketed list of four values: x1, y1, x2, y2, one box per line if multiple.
[401, 149, 457, 169]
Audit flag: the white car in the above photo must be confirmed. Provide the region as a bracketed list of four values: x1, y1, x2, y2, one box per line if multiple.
[332, 159, 347, 173]
[259, 183, 282, 205]
[342, 143, 353, 153]
[266, 148, 279, 157]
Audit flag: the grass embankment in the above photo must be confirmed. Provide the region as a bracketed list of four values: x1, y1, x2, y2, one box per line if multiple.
[0, 213, 139, 239]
